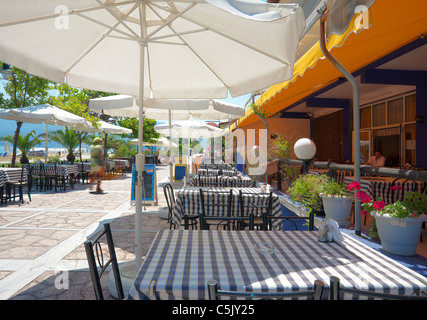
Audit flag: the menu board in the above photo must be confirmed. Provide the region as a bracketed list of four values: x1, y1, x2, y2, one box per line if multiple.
[174, 164, 186, 182]
[131, 164, 155, 203]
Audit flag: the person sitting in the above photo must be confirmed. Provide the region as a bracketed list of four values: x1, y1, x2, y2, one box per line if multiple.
[365, 151, 386, 167]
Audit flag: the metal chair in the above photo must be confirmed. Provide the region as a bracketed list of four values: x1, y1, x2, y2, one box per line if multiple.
[84, 223, 124, 300]
[5, 166, 31, 204]
[163, 183, 198, 230]
[266, 212, 315, 231]
[207, 279, 325, 300]
[329, 276, 427, 300]
[199, 188, 233, 230]
[239, 190, 272, 230]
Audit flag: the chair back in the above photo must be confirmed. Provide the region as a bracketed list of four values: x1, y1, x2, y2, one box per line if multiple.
[163, 183, 175, 212]
[329, 276, 427, 300]
[199, 188, 233, 218]
[84, 223, 124, 300]
[208, 279, 324, 300]
[239, 190, 272, 229]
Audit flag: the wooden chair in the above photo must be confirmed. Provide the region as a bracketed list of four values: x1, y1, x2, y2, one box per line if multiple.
[5, 166, 31, 204]
[84, 223, 124, 300]
[329, 276, 427, 300]
[208, 279, 325, 300]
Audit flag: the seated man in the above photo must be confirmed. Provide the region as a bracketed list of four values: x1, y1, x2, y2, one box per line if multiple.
[365, 151, 386, 167]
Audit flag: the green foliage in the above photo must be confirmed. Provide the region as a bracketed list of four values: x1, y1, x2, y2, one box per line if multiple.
[49, 127, 80, 161]
[0, 130, 44, 164]
[288, 174, 329, 212]
[318, 177, 350, 197]
[115, 117, 159, 142]
[269, 134, 292, 160]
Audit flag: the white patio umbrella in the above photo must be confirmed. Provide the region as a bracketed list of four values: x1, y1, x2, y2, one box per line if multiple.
[131, 137, 177, 148]
[0, 0, 305, 272]
[155, 119, 224, 139]
[0, 104, 94, 162]
[89, 95, 245, 121]
[97, 120, 133, 135]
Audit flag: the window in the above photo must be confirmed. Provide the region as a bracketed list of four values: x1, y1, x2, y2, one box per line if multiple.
[387, 98, 403, 125]
[405, 94, 416, 122]
[360, 106, 371, 128]
[372, 102, 386, 127]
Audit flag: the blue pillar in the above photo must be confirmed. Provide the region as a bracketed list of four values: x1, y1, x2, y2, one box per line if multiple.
[416, 83, 427, 168]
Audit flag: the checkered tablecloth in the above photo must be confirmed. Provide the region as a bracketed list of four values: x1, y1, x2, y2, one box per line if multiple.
[0, 167, 27, 187]
[190, 174, 253, 187]
[171, 187, 281, 228]
[344, 176, 425, 204]
[197, 168, 237, 176]
[28, 164, 79, 176]
[127, 230, 427, 300]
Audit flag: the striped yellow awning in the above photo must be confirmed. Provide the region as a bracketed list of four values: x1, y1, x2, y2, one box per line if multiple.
[231, 0, 427, 130]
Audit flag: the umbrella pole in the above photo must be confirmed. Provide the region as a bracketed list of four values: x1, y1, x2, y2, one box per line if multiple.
[169, 109, 173, 182]
[135, 22, 146, 271]
[319, 12, 361, 236]
[45, 123, 48, 163]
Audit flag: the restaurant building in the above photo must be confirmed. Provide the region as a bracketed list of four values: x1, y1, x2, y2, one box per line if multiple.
[232, 0, 427, 169]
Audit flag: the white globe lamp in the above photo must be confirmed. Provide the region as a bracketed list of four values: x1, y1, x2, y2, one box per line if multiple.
[294, 138, 316, 174]
[294, 138, 316, 160]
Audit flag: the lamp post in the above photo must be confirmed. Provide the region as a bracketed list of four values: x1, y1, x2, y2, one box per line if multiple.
[294, 138, 316, 174]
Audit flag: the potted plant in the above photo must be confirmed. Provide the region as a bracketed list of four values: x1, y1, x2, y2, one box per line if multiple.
[319, 177, 353, 226]
[349, 181, 427, 256]
[288, 174, 327, 215]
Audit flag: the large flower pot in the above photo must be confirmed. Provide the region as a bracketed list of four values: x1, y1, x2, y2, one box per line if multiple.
[371, 211, 427, 256]
[320, 195, 353, 226]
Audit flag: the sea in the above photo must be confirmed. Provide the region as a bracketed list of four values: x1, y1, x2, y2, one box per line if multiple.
[0, 119, 90, 154]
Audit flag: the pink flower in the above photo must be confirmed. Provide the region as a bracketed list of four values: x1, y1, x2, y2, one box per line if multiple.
[361, 210, 368, 216]
[373, 200, 385, 211]
[390, 186, 403, 191]
[348, 181, 360, 192]
[356, 190, 371, 204]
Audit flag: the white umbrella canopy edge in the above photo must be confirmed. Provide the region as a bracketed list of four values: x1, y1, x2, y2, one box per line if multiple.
[0, 1, 305, 98]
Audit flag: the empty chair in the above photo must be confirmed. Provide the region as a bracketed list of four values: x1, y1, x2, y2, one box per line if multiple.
[266, 212, 315, 231]
[163, 183, 198, 230]
[207, 279, 325, 300]
[199, 188, 233, 230]
[5, 166, 31, 204]
[329, 276, 427, 300]
[84, 223, 124, 300]
[239, 190, 272, 230]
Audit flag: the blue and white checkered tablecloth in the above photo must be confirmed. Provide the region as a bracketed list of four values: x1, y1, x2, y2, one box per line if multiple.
[171, 187, 281, 229]
[127, 230, 427, 300]
[344, 176, 425, 204]
[190, 174, 253, 187]
[28, 164, 79, 176]
[196, 168, 237, 176]
[0, 168, 27, 187]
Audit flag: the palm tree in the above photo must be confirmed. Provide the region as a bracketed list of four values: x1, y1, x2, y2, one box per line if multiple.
[49, 127, 79, 162]
[0, 130, 45, 164]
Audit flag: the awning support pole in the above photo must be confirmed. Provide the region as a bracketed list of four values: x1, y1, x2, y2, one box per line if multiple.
[319, 10, 361, 236]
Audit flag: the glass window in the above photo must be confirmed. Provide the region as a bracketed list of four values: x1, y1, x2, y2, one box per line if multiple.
[405, 124, 416, 166]
[405, 94, 416, 122]
[372, 102, 386, 127]
[387, 98, 403, 125]
[360, 106, 371, 128]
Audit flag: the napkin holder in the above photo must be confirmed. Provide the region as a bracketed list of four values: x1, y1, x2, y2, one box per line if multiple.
[318, 218, 343, 243]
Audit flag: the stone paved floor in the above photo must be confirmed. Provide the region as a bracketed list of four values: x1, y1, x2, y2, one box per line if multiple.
[0, 165, 172, 300]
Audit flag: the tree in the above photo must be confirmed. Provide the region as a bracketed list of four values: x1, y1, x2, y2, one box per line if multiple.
[0, 63, 52, 166]
[114, 117, 159, 143]
[49, 127, 80, 162]
[0, 130, 44, 164]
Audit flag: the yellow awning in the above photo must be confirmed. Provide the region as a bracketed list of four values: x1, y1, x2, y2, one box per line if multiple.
[231, 0, 427, 130]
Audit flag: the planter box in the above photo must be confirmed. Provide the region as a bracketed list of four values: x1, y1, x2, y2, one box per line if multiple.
[371, 211, 427, 256]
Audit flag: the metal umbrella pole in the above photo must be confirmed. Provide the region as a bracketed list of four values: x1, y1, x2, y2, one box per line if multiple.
[319, 10, 361, 236]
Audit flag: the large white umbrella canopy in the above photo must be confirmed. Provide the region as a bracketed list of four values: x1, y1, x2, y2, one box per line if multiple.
[0, 0, 305, 272]
[0, 104, 94, 162]
[97, 120, 133, 135]
[89, 95, 245, 120]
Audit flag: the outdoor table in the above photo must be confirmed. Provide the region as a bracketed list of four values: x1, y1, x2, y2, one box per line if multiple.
[196, 168, 237, 176]
[170, 187, 281, 229]
[0, 167, 27, 187]
[127, 230, 427, 300]
[189, 174, 253, 188]
[344, 176, 425, 204]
